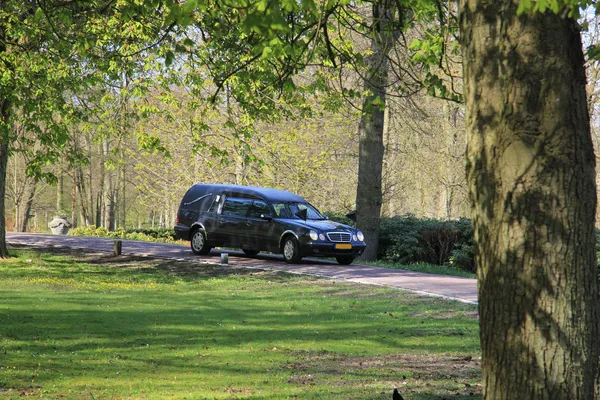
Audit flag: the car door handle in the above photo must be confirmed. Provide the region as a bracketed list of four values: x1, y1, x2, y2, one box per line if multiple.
[246, 220, 251, 226]
[219, 219, 225, 224]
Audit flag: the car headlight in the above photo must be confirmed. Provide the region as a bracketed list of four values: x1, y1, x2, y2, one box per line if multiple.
[357, 231, 364, 242]
[309, 230, 319, 241]
[319, 233, 326, 241]
[352, 235, 357, 241]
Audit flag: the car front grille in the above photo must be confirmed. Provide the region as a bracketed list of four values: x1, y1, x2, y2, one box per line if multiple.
[327, 232, 352, 242]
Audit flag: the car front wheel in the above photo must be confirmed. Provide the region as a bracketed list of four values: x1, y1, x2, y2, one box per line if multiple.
[335, 255, 355, 265]
[282, 237, 302, 263]
[191, 229, 212, 255]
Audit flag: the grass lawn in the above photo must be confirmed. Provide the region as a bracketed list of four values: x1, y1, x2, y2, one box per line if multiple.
[0, 246, 481, 399]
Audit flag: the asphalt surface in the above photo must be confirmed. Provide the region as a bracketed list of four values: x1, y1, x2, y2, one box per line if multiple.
[6, 232, 478, 304]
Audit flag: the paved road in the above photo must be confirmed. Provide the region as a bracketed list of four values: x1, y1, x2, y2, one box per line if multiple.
[6, 232, 478, 304]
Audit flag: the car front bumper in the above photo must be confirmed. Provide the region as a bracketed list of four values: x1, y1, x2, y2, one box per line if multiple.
[299, 241, 366, 258]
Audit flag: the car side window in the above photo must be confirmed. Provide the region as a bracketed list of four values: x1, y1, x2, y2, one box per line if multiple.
[248, 200, 270, 218]
[273, 203, 292, 218]
[221, 197, 253, 217]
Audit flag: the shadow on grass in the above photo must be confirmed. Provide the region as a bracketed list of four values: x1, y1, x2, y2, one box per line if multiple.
[1, 245, 481, 399]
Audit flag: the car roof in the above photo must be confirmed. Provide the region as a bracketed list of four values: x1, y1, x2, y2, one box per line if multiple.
[192, 184, 306, 203]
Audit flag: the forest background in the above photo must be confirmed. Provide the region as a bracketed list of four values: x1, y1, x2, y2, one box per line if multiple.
[7, 4, 600, 251]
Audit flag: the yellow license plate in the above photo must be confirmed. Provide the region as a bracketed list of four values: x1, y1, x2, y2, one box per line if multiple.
[335, 243, 352, 250]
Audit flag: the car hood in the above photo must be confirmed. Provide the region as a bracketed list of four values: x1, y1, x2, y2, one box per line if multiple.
[280, 219, 356, 232]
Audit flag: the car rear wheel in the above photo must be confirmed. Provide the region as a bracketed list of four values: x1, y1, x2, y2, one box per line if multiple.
[335, 255, 355, 265]
[282, 237, 302, 263]
[242, 249, 260, 256]
[191, 229, 212, 255]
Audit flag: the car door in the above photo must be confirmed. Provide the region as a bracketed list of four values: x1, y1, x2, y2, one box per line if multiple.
[218, 195, 253, 247]
[245, 199, 275, 251]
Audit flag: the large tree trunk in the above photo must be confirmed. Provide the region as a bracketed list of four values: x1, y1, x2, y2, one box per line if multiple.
[355, 0, 398, 260]
[0, 99, 9, 257]
[0, 0, 10, 257]
[459, 1, 600, 398]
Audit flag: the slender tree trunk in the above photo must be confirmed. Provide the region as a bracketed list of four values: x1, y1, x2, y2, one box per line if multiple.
[14, 203, 19, 231]
[95, 192, 102, 228]
[459, 1, 600, 398]
[355, 0, 399, 260]
[86, 132, 95, 226]
[71, 173, 77, 228]
[120, 161, 126, 228]
[76, 166, 90, 226]
[97, 142, 105, 228]
[17, 177, 36, 232]
[56, 172, 63, 212]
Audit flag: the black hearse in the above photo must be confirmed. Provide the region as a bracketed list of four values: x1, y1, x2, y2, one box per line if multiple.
[174, 184, 366, 265]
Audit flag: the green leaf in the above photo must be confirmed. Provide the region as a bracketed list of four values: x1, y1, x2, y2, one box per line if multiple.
[261, 46, 273, 59]
[165, 51, 174, 67]
[409, 39, 422, 51]
[34, 7, 45, 21]
[256, 0, 268, 12]
[517, 0, 533, 15]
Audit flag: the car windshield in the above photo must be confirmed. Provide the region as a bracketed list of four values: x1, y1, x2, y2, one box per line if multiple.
[272, 202, 326, 220]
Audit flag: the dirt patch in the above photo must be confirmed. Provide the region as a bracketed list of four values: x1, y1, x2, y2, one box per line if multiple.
[283, 350, 482, 397]
[318, 287, 422, 300]
[410, 310, 479, 320]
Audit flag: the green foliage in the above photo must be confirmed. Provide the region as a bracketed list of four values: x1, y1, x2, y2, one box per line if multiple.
[69, 226, 177, 243]
[379, 215, 475, 272]
[517, 0, 578, 17]
[1, 0, 174, 182]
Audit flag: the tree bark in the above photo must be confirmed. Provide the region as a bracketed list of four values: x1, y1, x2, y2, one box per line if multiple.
[71, 172, 78, 228]
[56, 172, 63, 212]
[355, 0, 398, 260]
[17, 177, 36, 232]
[119, 157, 126, 229]
[459, 1, 600, 398]
[76, 166, 90, 226]
[0, 98, 9, 257]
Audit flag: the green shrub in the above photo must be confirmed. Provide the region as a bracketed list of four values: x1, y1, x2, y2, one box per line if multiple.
[70, 227, 177, 243]
[379, 215, 475, 272]
[449, 243, 476, 273]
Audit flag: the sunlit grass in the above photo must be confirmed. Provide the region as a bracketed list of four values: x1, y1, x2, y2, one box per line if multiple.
[0, 248, 481, 399]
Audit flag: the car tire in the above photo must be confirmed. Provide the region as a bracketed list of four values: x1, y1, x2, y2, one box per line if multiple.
[282, 236, 302, 263]
[242, 249, 260, 256]
[190, 229, 212, 255]
[335, 255, 355, 265]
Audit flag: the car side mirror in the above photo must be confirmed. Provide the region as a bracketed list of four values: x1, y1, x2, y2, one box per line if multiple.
[261, 213, 273, 221]
[295, 209, 308, 221]
[346, 210, 357, 222]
